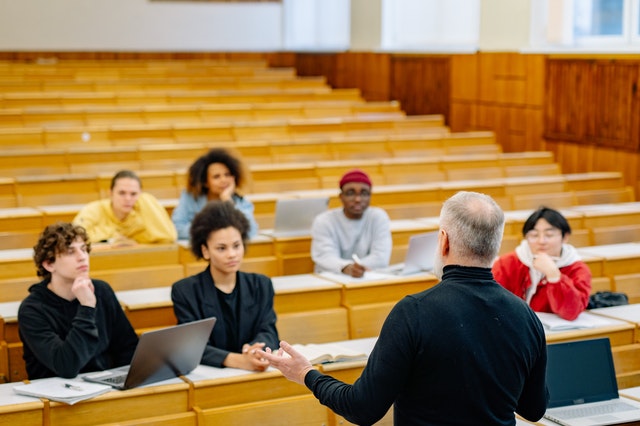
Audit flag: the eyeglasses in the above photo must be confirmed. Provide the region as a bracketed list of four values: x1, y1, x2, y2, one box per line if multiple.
[342, 189, 371, 199]
[525, 231, 562, 242]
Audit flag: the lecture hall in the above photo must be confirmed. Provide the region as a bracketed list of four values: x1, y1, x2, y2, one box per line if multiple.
[2, 0, 640, 425]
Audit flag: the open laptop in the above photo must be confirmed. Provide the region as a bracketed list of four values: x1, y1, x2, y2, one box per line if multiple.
[378, 231, 438, 275]
[544, 337, 640, 426]
[264, 197, 329, 237]
[83, 317, 216, 390]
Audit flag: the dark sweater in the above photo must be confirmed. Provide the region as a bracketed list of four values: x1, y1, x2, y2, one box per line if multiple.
[171, 268, 279, 367]
[305, 265, 549, 425]
[18, 279, 139, 380]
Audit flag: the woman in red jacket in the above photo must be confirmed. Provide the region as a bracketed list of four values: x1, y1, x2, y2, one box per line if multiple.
[492, 206, 591, 320]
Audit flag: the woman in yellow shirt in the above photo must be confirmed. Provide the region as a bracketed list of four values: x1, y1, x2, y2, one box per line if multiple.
[73, 170, 177, 245]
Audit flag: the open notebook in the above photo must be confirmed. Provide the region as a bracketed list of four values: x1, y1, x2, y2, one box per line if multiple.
[544, 337, 640, 426]
[377, 231, 438, 276]
[83, 317, 215, 390]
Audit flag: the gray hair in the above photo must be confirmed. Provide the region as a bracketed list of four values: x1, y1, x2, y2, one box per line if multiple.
[439, 191, 504, 266]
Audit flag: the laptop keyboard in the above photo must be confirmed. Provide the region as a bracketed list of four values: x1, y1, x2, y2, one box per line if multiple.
[551, 401, 638, 419]
[102, 375, 127, 385]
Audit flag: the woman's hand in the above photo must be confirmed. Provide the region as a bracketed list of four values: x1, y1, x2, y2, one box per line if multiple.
[223, 342, 269, 371]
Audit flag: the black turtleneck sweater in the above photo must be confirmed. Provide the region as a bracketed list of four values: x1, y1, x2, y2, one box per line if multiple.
[304, 265, 549, 425]
[18, 279, 139, 380]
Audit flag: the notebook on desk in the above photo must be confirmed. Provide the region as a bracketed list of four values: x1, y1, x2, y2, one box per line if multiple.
[264, 197, 329, 237]
[83, 317, 215, 390]
[544, 337, 640, 426]
[377, 231, 438, 276]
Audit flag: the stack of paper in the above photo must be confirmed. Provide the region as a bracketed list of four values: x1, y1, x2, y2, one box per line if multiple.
[13, 377, 112, 405]
[536, 312, 615, 331]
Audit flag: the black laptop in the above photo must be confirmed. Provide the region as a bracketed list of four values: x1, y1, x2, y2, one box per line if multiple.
[544, 337, 640, 426]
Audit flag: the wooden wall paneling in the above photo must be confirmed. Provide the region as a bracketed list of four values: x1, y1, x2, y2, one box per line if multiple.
[449, 54, 478, 132]
[523, 54, 546, 107]
[507, 107, 545, 152]
[589, 61, 640, 150]
[332, 52, 391, 102]
[294, 53, 338, 86]
[475, 104, 511, 148]
[545, 60, 592, 143]
[389, 55, 450, 122]
[450, 54, 478, 101]
[478, 53, 527, 105]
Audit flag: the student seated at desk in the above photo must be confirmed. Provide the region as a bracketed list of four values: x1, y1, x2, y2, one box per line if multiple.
[18, 222, 138, 379]
[311, 169, 392, 278]
[171, 147, 258, 240]
[492, 206, 591, 321]
[263, 191, 548, 425]
[73, 170, 177, 245]
[171, 201, 278, 372]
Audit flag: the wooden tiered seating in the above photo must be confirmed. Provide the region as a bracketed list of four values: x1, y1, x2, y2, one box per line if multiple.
[1, 59, 639, 397]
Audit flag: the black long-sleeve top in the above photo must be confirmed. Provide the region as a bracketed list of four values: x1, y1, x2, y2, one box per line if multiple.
[18, 279, 139, 380]
[171, 267, 279, 367]
[304, 265, 549, 425]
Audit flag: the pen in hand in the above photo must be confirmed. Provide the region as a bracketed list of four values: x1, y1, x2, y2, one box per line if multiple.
[352, 254, 362, 265]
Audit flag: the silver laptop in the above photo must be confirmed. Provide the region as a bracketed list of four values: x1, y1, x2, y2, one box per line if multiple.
[544, 337, 640, 426]
[83, 317, 216, 390]
[378, 231, 438, 275]
[266, 197, 329, 237]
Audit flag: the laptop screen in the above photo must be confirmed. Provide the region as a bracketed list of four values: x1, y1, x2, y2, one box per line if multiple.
[273, 197, 329, 236]
[546, 338, 620, 408]
[403, 231, 438, 273]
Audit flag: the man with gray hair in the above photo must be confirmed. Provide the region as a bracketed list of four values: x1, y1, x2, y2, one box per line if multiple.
[261, 191, 548, 425]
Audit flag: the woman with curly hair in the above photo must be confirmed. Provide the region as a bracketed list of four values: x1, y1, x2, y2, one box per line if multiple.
[171, 147, 258, 240]
[171, 201, 278, 371]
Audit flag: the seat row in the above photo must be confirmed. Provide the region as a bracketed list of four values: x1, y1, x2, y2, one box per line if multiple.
[0, 130, 496, 178]
[0, 112, 443, 149]
[0, 151, 621, 211]
[0, 86, 365, 109]
[0, 99, 402, 128]
[2, 200, 640, 289]
[0, 58, 280, 79]
[0, 74, 326, 94]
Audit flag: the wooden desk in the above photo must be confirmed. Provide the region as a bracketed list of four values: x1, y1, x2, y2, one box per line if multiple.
[578, 243, 640, 276]
[0, 382, 45, 424]
[0, 249, 35, 281]
[542, 312, 635, 347]
[273, 274, 347, 344]
[572, 202, 640, 228]
[591, 304, 640, 332]
[47, 378, 190, 426]
[320, 272, 439, 339]
[116, 287, 176, 332]
[90, 243, 180, 271]
[0, 244, 182, 281]
[0, 302, 25, 382]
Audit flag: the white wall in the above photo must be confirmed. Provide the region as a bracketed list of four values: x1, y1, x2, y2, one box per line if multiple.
[380, 0, 480, 52]
[282, 0, 350, 51]
[350, 0, 383, 51]
[0, 0, 352, 52]
[478, 0, 531, 51]
[0, 0, 533, 53]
